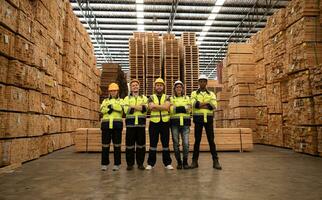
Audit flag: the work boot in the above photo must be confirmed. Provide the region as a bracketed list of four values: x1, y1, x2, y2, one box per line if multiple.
[183, 158, 190, 169]
[177, 163, 183, 169]
[138, 165, 145, 170]
[213, 159, 222, 170]
[190, 160, 198, 169]
[126, 165, 134, 171]
[177, 160, 183, 170]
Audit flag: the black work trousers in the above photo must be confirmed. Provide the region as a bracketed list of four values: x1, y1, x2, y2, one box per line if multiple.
[147, 122, 172, 166]
[126, 127, 146, 166]
[101, 122, 122, 166]
[192, 121, 218, 161]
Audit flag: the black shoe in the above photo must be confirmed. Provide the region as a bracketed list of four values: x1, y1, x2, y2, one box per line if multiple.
[183, 164, 190, 169]
[127, 165, 134, 171]
[183, 158, 189, 169]
[138, 165, 145, 170]
[190, 160, 198, 169]
[177, 164, 183, 169]
[213, 159, 222, 170]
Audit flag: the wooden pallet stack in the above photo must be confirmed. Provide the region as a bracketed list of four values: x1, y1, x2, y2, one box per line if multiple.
[145, 32, 161, 96]
[0, 0, 101, 169]
[163, 33, 180, 95]
[129, 32, 145, 95]
[180, 32, 199, 95]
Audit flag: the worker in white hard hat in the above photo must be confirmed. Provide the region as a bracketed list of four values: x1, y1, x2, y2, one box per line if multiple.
[169, 80, 192, 169]
[123, 79, 148, 170]
[146, 78, 174, 170]
[100, 83, 124, 171]
[190, 74, 222, 170]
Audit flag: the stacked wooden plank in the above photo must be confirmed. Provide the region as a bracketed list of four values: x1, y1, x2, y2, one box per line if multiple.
[100, 63, 128, 101]
[163, 33, 180, 95]
[145, 32, 162, 96]
[285, 0, 322, 155]
[75, 125, 253, 152]
[215, 58, 231, 128]
[180, 32, 199, 95]
[248, 0, 322, 156]
[0, 0, 101, 169]
[225, 44, 257, 136]
[129, 32, 145, 95]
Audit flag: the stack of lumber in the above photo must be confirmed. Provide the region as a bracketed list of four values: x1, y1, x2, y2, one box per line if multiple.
[75, 124, 253, 152]
[163, 33, 180, 95]
[215, 58, 231, 128]
[248, 0, 322, 156]
[100, 63, 128, 101]
[217, 43, 257, 137]
[180, 32, 199, 95]
[0, 0, 100, 169]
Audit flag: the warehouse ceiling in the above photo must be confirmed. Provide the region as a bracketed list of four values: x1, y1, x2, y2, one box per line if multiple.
[70, 0, 290, 79]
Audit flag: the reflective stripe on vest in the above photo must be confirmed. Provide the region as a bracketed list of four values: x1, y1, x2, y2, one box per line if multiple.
[170, 96, 191, 126]
[150, 94, 170, 123]
[124, 95, 147, 125]
[192, 91, 216, 123]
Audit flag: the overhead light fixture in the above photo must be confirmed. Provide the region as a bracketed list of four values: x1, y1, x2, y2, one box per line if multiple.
[198, 0, 226, 44]
[136, 0, 144, 31]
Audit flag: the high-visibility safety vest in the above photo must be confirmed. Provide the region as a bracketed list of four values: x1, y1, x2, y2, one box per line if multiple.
[191, 89, 218, 123]
[100, 97, 123, 129]
[170, 95, 191, 126]
[149, 94, 170, 123]
[123, 95, 148, 127]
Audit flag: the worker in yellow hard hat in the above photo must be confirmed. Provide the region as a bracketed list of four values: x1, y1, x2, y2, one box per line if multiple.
[146, 78, 173, 170]
[123, 79, 148, 170]
[100, 82, 124, 171]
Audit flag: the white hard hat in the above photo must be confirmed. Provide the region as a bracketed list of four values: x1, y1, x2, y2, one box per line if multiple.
[174, 80, 184, 87]
[198, 74, 208, 80]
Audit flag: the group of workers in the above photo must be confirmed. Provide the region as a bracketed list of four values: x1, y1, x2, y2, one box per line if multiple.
[100, 75, 222, 171]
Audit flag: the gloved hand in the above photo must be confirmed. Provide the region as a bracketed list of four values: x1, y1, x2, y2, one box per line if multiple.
[195, 101, 201, 108]
[175, 106, 186, 113]
[141, 105, 147, 113]
[129, 108, 135, 114]
[206, 103, 214, 110]
[107, 107, 113, 114]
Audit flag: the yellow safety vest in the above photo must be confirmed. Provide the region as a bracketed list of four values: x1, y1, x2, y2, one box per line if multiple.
[191, 89, 217, 123]
[123, 95, 148, 127]
[170, 95, 191, 126]
[150, 94, 170, 123]
[100, 97, 123, 129]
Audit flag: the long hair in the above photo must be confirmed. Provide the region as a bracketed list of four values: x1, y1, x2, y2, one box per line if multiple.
[173, 84, 185, 97]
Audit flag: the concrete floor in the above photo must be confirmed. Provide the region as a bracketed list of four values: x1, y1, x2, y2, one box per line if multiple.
[0, 145, 321, 200]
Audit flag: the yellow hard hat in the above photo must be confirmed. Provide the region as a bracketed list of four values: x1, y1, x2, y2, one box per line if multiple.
[130, 79, 140, 85]
[154, 78, 165, 85]
[108, 83, 119, 91]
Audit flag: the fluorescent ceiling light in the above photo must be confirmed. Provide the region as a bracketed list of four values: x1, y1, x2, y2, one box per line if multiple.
[198, 0, 225, 43]
[136, 0, 144, 31]
[215, 0, 225, 6]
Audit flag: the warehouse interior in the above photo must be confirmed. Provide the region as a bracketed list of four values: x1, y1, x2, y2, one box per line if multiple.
[1, 0, 322, 199]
